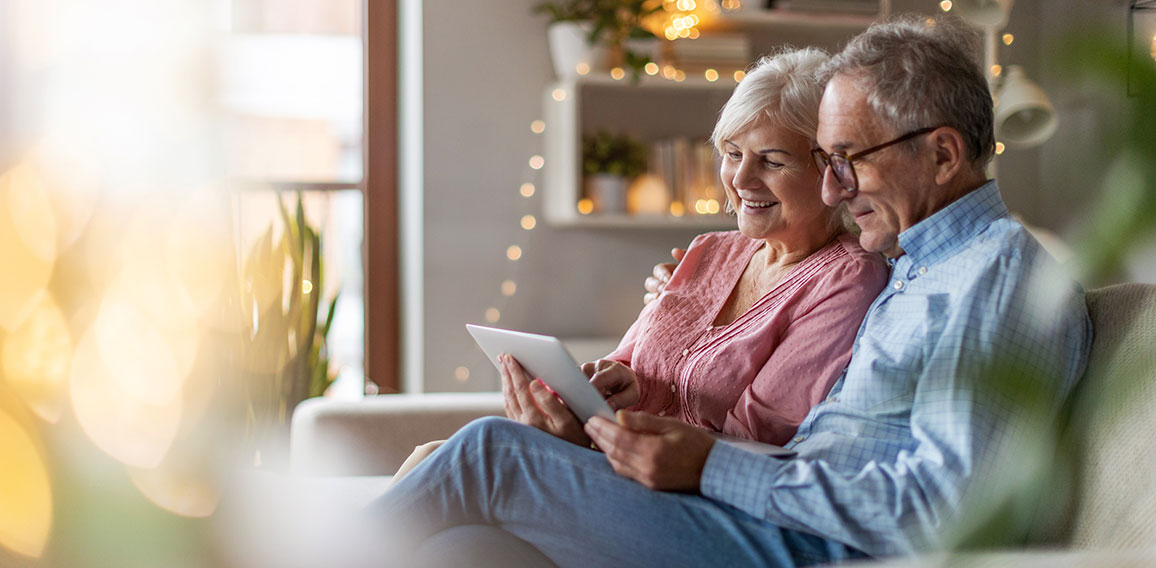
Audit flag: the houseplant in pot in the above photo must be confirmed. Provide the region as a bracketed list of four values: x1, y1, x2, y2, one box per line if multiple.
[582, 129, 648, 214]
[535, 0, 661, 79]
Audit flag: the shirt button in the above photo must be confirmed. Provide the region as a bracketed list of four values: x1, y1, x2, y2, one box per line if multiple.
[892, 280, 904, 290]
[670, 384, 677, 393]
[918, 266, 928, 275]
[793, 436, 805, 443]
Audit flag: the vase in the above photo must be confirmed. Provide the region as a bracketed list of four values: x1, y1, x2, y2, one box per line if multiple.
[586, 173, 628, 214]
[547, 21, 608, 78]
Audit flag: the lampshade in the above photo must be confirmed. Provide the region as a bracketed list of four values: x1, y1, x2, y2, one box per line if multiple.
[951, 0, 1014, 29]
[994, 65, 1058, 147]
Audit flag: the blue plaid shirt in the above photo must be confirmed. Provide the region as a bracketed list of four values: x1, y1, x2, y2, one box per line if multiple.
[700, 181, 1092, 557]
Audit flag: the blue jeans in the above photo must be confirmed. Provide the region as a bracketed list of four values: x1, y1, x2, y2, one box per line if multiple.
[366, 417, 867, 567]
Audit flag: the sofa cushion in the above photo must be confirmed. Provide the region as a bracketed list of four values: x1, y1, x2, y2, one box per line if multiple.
[1063, 283, 1156, 547]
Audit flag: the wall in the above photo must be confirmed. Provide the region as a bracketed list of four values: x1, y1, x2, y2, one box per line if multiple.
[414, 0, 1149, 393]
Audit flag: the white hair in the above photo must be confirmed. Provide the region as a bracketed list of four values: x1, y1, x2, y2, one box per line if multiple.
[710, 47, 829, 152]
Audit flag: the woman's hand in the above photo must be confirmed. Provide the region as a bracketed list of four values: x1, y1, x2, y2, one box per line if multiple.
[582, 359, 641, 411]
[643, 247, 686, 305]
[500, 354, 590, 446]
[584, 411, 716, 492]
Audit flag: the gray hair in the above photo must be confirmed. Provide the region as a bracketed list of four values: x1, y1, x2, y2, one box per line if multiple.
[710, 47, 829, 152]
[820, 14, 995, 170]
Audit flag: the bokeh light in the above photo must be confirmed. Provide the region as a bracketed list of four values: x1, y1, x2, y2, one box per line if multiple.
[69, 323, 184, 469]
[0, 163, 57, 333]
[1, 295, 72, 423]
[0, 409, 53, 559]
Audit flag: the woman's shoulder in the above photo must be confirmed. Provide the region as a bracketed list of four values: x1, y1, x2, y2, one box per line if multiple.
[826, 232, 889, 283]
[687, 229, 746, 249]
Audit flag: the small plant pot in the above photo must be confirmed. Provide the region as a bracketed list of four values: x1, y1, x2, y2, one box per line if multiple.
[547, 21, 608, 77]
[586, 173, 629, 214]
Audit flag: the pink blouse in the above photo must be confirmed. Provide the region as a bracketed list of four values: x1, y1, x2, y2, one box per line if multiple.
[606, 231, 888, 446]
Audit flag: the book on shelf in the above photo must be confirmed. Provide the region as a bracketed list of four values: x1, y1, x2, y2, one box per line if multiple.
[766, 0, 882, 14]
[646, 137, 726, 217]
[659, 34, 751, 74]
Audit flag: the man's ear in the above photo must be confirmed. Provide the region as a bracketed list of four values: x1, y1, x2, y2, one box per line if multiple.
[929, 127, 967, 186]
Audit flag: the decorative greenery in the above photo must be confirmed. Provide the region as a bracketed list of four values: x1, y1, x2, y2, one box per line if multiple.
[240, 191, 339, 454]
[582, 130, 649, 178]
[534, 0, 662, 80]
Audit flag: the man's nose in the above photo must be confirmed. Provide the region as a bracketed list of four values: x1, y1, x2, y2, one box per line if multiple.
[820, 167, 848, 207]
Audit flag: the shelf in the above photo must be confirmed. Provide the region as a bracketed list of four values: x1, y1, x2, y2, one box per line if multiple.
[541, 77, 735, 228]
[707, 1, 890, 31]
[549, 213, 735, 230]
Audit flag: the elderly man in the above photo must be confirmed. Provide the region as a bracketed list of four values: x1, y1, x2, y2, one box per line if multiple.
[366, 15, 1091, 567]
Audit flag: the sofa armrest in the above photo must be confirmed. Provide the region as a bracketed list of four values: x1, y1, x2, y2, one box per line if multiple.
[290, 393, 505, 476]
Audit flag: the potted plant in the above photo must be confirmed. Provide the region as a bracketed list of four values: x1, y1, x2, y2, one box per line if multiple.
[535, 0, 661, 79]
[582, 130, 649, 213]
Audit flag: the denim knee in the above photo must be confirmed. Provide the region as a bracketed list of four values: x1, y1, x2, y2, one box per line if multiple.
[452, 416, 526, 447]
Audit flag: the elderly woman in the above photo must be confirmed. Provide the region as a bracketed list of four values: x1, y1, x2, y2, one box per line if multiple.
[500, 47, 888, 448]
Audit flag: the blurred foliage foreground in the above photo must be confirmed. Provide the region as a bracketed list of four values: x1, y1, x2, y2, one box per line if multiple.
[1, 12, 1155, 568]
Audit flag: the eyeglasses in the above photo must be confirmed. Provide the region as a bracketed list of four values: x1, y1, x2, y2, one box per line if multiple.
[811, 126, 940, 192]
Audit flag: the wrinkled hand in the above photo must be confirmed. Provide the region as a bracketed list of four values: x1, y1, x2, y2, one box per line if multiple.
[584, 411, 715, 492]
[643, 248, 686, 305]
[581, 359, 640, 411]
[500, 354, 590, 446]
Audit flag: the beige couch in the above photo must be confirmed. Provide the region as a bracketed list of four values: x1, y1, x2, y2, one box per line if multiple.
[290, 283, 1156, 565]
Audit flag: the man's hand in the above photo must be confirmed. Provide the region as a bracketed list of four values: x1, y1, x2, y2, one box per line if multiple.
[581, 359, 640, 411]
[584, 411, 715, 492]
[500, 354, 590, 446]
[643, 248, 686, 305]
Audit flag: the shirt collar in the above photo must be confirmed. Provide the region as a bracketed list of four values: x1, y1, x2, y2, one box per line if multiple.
[895, 180, 1008, 269]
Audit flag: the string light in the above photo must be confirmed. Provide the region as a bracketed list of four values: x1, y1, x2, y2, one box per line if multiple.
[530, 120, 545, 134]
[576, 62, 590, 76]
[704, 69, 719, 82]
[520, 214, 536, 230]
[551, 88, 566, 102]
[940, 0, 952, 12]
[644, 62, 659, 76]
[669, 202, 685, 217]
[520, 183, 535, 197]
[990, 64, 1003, 77]
[454, 366, 470, 382]
[506, 245, 522, 260]
[529, 155, 544, 169]
[674, 69, 686, 82]
[1002, 33, 1015, 46]
[485, 308, 501, 323]
[501, 280, 517, 296]
[995, 142, 1006, 155]
[733, 70, 746, 82]
[610, 67, 626, 80]
[301, 279, 313, 294]
[577, 198, 594, 215]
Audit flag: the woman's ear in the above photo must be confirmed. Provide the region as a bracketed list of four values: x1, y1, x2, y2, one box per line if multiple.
[930, 127, 967, 186]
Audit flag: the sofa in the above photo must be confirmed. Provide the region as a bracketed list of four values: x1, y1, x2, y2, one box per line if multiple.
[289, 283, 1156, 566]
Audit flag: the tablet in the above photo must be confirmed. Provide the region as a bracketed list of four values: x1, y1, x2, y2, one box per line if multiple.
[466, 324, 615, 424]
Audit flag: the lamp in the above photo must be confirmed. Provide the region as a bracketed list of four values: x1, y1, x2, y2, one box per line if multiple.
[994, 65, 1058, 147]
[951, 0, 1013, 30]
[944, 0, 1055, 152]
